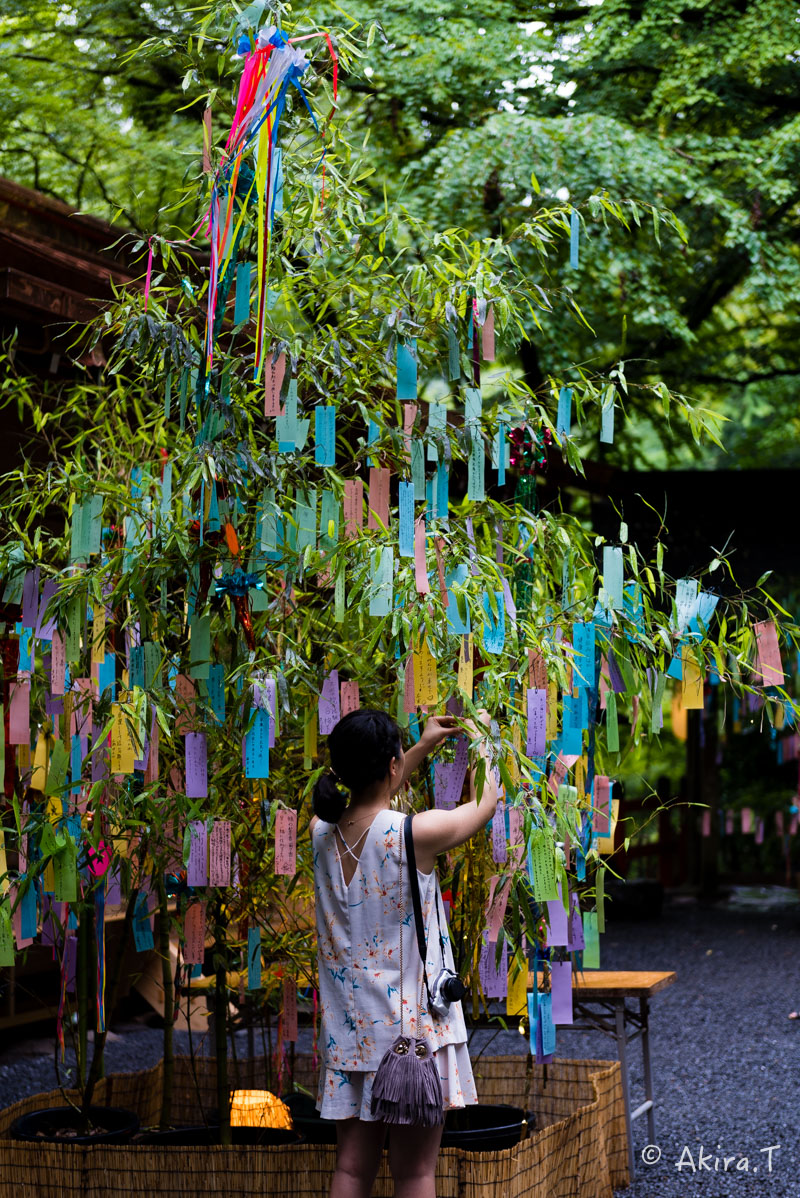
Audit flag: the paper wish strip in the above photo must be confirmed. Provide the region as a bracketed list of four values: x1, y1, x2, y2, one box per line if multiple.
[274, 807, 297, 876]
[753, 619, 784, 687]
[318, 670, 341, 734]
[208, 820, 231, 887]
[184, 901, 207, 965]
[343, 479, 364, 537]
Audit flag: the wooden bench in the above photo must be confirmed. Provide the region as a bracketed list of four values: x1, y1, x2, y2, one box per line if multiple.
[568, 970, 677, 1179]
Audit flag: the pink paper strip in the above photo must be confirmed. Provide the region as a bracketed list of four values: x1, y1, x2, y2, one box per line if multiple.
[264, 352, 286, 417]
[753, 619, 784, 687]
[274, 808, 297, 876]
[486, 876, 509, 943]
[184, 902, 206, 965]
[593, 776, 611, 835]
[414, 517, 430, 594]
[208, 820, 231, 887]
[51, 632, 66, 696]
[340, 680, 360, 716]
[343, 479, 364, 537]
[8, 675, 31, 745]
[367, 467, 390, 531]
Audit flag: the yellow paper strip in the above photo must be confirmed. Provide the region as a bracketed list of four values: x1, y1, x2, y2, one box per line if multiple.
[110, 704, 136, 774]
[457, 633, 473, 697]
[413, 633, 438, 706]
[681, 646, 704, 709]
[507, 959, 528, 1017]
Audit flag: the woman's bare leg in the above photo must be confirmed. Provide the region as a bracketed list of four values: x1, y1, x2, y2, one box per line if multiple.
[330, 1118, 387, 1198]
[387, 1123, 444, 1198]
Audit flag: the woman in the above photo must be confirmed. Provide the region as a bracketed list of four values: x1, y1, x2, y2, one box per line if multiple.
[310, 707, 498, 1198]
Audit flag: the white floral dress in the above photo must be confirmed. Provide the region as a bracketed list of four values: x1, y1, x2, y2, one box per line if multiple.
[312, 810, 477, 1121]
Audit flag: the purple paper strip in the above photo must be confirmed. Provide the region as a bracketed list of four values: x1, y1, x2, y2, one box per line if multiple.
[187, 819, 208, 887]
[607, 648, 626, 694]
[21, 568, 40, 629]
[550, 961, 573, 1025]
[546, 885, 569, 947]
[501, 578, 517, 627]
[106, 865, 122, 906]
[434, 763, 459, 809]
[479, 935, 508, 999]
[185, 733, 208, 799]
[318, 670, 341, 735]
[492, 802, 507, 863]
[526, 688, 546, 756]
[35, 579, 59, 640]
[567, 892, 585, 951]
[265, 679, 277, 749]
[64, 933, 78, 995]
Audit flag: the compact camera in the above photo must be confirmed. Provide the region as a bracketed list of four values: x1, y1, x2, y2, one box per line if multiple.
[429, 967, 467, 1018]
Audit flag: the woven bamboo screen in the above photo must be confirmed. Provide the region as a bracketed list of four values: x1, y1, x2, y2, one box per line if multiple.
[0, 1054, 628, 1198]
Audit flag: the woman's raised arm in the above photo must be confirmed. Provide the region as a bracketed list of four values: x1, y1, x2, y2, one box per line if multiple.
[411, 717, 499, 873]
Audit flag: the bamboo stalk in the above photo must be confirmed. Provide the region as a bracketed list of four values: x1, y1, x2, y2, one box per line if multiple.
[157, 874, 174, 1129]
[76, 906, 89, 1094]
[213, 901, 230, 1145]
[83, 883, 137, 1112]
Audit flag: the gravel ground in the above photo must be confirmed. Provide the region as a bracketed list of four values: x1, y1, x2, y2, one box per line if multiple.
[1, 900, 799, 1197]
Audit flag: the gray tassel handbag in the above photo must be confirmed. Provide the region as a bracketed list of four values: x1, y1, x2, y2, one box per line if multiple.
[370, 817, 444, 1126]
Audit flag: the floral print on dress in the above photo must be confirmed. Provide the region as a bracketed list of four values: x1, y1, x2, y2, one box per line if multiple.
[312, 811, 477, 1118]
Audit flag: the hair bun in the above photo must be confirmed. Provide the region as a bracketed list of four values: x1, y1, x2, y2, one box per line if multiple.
[313, 773, 348, 823]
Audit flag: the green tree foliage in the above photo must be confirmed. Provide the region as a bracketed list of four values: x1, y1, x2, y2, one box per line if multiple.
[0, 1, 203, 229]
[4, 2, 798, 465]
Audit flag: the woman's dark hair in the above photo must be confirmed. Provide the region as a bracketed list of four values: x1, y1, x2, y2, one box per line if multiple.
[312, 708, 403, 823]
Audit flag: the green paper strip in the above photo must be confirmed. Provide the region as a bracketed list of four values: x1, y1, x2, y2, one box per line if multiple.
[650, 672, 666, 734]
[596, 865, 605, 933]
[606, 691, 619, 752]
[0, 902, 14, 967]
[189, 615, 211, 679]
[582, 912, 600, 967]
[334, 567, 345, 624]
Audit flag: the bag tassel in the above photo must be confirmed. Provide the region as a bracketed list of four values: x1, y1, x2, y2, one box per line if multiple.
[371, 1035, 444, 1127]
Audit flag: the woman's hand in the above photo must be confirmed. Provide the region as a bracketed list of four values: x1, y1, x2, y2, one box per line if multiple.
[419, 714, 460, 751]
[460, 708, 493, 742]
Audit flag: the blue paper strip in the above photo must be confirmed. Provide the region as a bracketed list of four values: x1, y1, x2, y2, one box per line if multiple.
[569, 209, 580, 270]
[234, 262, 251, 324]
[314, 405, 336, 467]
[398, 482, 414, 558]
[396, 338, 417, 400]
[557, 386, 573, 439]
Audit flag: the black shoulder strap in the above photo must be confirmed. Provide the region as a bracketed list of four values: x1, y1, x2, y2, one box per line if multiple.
[403, 814, 434, 1008]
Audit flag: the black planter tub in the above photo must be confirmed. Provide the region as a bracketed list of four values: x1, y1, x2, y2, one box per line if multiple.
[137, 1124, 303, 1146]
[283, 1093, 337, 1144]
[441, 1104, 529, 1152]
[11, 1105, 140, 1144]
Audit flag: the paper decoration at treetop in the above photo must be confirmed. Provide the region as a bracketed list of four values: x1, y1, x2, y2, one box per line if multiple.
[204, 25, 337, 380]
